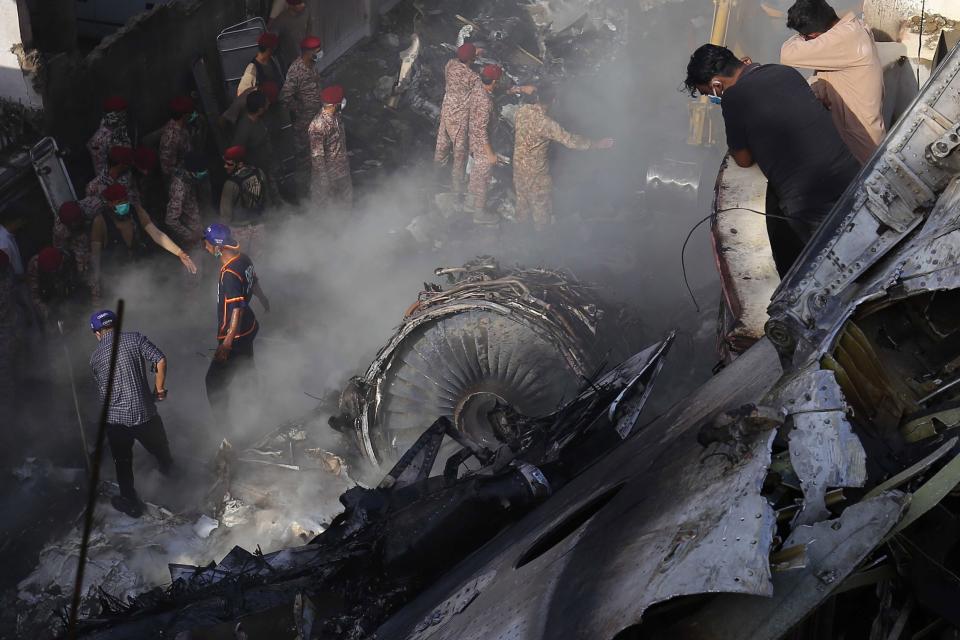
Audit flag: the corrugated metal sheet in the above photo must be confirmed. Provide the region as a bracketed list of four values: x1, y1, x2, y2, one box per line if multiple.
[310, 0, 373, 73]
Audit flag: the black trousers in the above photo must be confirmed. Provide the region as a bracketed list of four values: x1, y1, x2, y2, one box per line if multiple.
[106, 415, 173, 501]
[205, 340, 256, 434]
[765, 188, 833, 278]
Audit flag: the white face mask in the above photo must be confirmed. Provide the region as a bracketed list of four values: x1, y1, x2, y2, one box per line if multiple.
[312, 50, 324, 64]
[340, 98, 347, 111]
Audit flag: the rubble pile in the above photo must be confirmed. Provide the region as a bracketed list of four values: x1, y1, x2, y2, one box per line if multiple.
[9, 419, 353, 639]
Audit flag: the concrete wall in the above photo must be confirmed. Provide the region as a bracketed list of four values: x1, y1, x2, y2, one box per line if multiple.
[0, 0, 42, 109]
[42, 0, 247, 149]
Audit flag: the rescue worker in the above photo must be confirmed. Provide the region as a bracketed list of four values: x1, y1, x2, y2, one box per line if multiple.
[88, 309, 172, 518]
[87, 95, 132, 176]
[435, 43, 482, 195]
[232, 88, 284, 204]
[85, 145, 139, 206]
[308, 85, 352, 210]
[133, 146, 165, 218]
[27, 247, 85, 330]
[0, 208, 25, 275]
[52, 201, 92, 289]
[223, 81, 271, 132]
[466, 64, 502, 222]
[513, 85, 615, 229]
[780, 0, 885, 164]
[220, 146, 268, 260]
[90, 184, 197, 302]
[684, 44, 860, 274]
[201, 223, 270, 438]
[237, 31, 284, 96]
[269, 0, 310, 69]
[165, 151, 208, 247]
[0, 251, 24, 422]
[159, 95, 197, 180]
[233, 91, 274, 180]
[280, 35, 324, 197]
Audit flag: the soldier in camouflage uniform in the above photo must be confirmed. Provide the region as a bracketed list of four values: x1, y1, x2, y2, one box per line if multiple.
[159, 96, 197, 181]
[280, 36, 324, 198]
[220, 145, 268, 260]
[85, 145, 141, 208]
[513, 85, 614, 229]
[308, 85, 353, 210]
[87, 96, 132, 176]
[466, 65, 502, 218]
[52, 201, 93, 291]
[165, 151, 208, 247]
[435, 43, 481, 195]
[27, 247, 87, 331]
[269, 0, 310, 69]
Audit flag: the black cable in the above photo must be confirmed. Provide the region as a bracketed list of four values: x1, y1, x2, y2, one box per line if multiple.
[68, 299, 124, 639]
[681, 206, 801, 312]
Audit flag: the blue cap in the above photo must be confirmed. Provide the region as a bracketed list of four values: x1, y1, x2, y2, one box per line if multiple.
[90, 309, 117, 331]
[203, 223, 238, 248]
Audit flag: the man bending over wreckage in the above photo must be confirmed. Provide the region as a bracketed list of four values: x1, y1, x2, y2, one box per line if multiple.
[683, 43, 860, 275]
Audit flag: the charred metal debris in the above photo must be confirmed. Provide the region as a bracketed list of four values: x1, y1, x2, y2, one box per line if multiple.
[331, 258, 628, 468]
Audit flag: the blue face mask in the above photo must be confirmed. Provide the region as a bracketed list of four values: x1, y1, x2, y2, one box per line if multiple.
[114, 202, 131, 216]
[707, 86, 722, 106]
[188, 111, 199, 124]
[193, 169, 208, 180]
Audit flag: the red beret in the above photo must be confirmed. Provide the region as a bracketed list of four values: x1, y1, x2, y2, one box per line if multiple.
[321, 85, 344, 105]
[108, 145, 135, 165]
[257, 31, 279, 49]
[58, 201, 84, 226]
[102, 184, 128, 202]
[134, 146, 158, 171]
[300, 35, 322, 51]
[0, 249, 9, 269]
[481, 64, 503, 81]
[260, 80, 280, 103]
[37, 247, 64, 273]
[224, 145, 246, 161]
[169, 95, 195, 114]
[103, 95, 128, 112]
[456, 43, 477, 63]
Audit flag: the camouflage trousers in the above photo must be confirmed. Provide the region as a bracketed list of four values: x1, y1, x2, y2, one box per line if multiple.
[311, 174, 354, 213]
[231, 223, 266, 262]
[467, 155, 494, 212]
[434, 116, 469, 194]
[514, 171, 553, 228]
[292, 117, 318, 198]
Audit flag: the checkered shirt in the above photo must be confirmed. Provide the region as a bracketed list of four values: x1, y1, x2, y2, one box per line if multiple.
[89, 331, 165, 427]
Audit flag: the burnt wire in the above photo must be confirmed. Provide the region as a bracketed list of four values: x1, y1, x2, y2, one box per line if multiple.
[68, 299, 125, 639]
[681, 206, 798, 312]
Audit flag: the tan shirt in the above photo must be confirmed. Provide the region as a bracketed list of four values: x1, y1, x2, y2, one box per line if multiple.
[780, 12, 885, 164]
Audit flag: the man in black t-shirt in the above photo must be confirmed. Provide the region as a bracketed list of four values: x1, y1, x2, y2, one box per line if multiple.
[684, 44, 860, 274]
[201, 223, 270, 438]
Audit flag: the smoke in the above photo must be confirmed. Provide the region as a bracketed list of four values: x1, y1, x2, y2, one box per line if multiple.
[9, 0, 807, 626]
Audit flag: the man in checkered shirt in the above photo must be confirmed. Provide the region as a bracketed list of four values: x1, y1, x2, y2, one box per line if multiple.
[89, 309, 173, 518]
